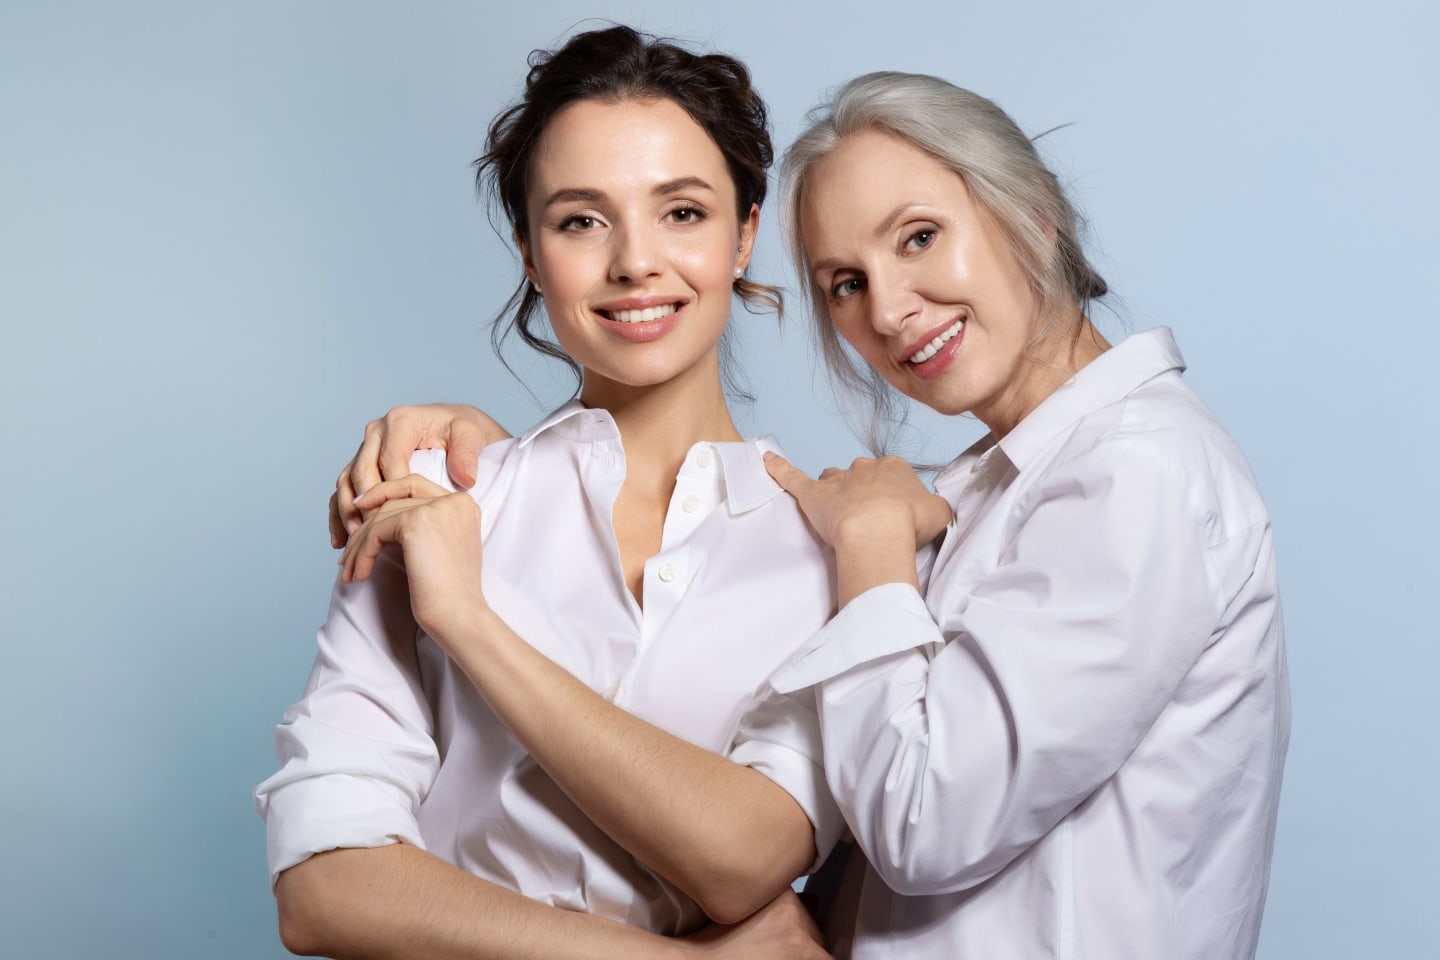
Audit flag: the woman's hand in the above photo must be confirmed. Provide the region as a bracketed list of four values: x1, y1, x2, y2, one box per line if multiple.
[680, 890, 831, 959]
[764, 453, 951, 608]
[330, 403, 512, 547]
[763, 453, 951, 550]
[338, 474, 487, 644]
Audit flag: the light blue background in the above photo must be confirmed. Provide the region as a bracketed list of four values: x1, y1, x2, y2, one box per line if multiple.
[2, 1, 1433, 956]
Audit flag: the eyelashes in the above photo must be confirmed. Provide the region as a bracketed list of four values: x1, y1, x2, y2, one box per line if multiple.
[555, 204, 710, 233]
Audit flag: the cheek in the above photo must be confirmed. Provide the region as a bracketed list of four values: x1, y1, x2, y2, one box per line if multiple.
[831, 311, 885, 364]
[534, 246, 598, 301]
[674, 240, 738, 291]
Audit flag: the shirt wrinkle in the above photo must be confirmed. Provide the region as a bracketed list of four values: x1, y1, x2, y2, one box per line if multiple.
[256, 407, 842, 932]
[769, 327, 1286, 959]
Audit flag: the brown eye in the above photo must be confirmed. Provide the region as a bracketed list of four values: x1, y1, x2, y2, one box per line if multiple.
[667, 205, 706, 224]
[560, 215, 598, 231]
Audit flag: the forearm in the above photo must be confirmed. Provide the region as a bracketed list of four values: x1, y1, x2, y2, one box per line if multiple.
[832, 512, 921, 608]
[276, 843, 686, 960]
[441, 610, 815, 924]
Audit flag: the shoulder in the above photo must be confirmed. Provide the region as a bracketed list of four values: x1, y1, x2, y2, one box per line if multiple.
[406, 436, 525, 506]
[1029, 373, 1270, 544]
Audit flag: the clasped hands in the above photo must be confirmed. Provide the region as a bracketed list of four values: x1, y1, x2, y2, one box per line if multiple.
[331, 403, 950, 616]
[338, 473, 489, 647]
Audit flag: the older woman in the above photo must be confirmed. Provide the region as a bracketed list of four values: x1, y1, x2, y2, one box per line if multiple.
[334, 72, 1288, 959]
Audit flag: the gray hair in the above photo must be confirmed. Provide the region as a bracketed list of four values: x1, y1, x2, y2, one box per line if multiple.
[780, 71, 1107, 453]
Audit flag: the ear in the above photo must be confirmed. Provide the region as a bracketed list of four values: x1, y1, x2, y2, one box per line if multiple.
[735, 203, 760, 274]
[515, 226, 540, 290]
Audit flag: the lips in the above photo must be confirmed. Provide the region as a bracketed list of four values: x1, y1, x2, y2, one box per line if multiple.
[899, 316, 966, 380]
[903, 317, 965, 364]
[601, 303, 680, 324]
[594, 298, 688, 343]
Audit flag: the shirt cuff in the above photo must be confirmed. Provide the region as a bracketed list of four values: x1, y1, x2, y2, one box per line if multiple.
[770, 582, 943, 694]
[729, 685, 845, 873]
[260, 774, 426, 888]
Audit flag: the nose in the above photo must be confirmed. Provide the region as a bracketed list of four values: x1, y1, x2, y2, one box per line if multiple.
[866, 268, 918, 336]
[609, 224, 663, 284]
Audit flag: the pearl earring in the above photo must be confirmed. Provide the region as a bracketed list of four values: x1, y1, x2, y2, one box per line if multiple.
[532, 281, 542, 295]
[734, 267, 743, 279]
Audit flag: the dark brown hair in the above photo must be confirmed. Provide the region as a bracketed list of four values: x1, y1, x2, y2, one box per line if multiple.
[476, 25, 781, 393]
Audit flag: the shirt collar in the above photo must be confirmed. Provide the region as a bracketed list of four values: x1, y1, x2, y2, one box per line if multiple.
[995, 326, 1186, 473]
[517, 400, 616, 446]
[518, 400, 783, 514]
[723, 436, 788, 515]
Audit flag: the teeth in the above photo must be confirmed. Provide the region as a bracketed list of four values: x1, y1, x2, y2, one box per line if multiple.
[608, 303, 679, 324]
[907, 320, 965, 363]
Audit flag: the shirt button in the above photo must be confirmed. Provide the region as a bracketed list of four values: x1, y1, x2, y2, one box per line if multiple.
[658, 563, 677, 583]
[681, 494, 699, 514]
[696, 448, 713, 468]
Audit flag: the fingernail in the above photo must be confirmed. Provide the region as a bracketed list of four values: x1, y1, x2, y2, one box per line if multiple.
[762, 451, 776, 462]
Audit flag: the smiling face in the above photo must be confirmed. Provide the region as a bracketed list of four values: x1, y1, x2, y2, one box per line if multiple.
[520, 97, 756, 399]
[801, 128, 1067, 436]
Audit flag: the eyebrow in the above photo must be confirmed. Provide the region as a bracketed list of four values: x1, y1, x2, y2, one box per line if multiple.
[653, 176, 715, 196]
[542, 187, 605, 209]
[541, 176, 716, 211]
[810, 203, 927, 280]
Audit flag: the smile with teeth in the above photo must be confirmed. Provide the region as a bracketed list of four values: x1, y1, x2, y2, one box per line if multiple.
[603, 303, 680, 323]
[907, 319, 965, 363]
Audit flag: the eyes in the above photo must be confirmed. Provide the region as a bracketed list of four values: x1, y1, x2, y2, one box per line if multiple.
[558, 214, 600, 232]
[907, 228, 936, 251]
[827, 224, 939, 302]
[666, 205, 706, 225]
[556, 204, 708, 233]
[829, 277, 866, 302]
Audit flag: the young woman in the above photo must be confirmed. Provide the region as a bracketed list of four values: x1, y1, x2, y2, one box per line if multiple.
[345, 73, 1289, 959]
[256, 27, 839, 960]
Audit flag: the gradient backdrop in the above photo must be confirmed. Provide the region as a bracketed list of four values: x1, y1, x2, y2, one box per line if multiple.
[2, 1, 1434, 956]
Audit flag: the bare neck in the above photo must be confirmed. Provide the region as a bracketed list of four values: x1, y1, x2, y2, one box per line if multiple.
[579, 350, 742, 493]
[979, 311, 1112, 440]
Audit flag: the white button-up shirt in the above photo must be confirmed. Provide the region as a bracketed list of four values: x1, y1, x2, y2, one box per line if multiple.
[255, 403, 843, 935]
[767, 329, 1289, 959]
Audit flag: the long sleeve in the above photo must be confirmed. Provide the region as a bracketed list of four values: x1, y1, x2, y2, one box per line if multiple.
[728, 682, 846, 871]
[772, 440, 1229, 896]
[254, 547, 439, 885]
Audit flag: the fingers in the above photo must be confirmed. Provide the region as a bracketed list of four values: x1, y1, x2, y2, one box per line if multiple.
[352, 474, 450, 511]
[763, 451, 815, 497]
[446, 422, 484, 489]
[446, 407, 511, 488]
[351, 420, 385, 495]
[328, 491, 347, 549]
[336, 461, 363, 536]
[342, 475, 454, 579]
[376, 407, 421, 482]
[340, 509, 398, 585]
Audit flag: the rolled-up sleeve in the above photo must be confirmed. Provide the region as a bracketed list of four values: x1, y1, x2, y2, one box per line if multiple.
[729, 683, 846, 872]
[772, 441, 1223, 896]
[254, 548, 440, 886]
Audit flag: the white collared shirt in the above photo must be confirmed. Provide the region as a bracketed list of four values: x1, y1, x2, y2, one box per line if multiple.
[767, 329, 1290, 959]
[255, 403, 843, 935]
